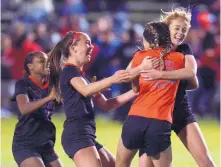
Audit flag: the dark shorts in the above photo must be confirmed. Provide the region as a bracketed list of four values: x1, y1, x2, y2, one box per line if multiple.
[172, 98, 196, 134]
[122, 116, 171, 156]
[62, 119, 103, 158]
[12, 142, 58, 166]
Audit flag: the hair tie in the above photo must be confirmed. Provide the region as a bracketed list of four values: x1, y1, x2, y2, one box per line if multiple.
[73, 32, 81, 41]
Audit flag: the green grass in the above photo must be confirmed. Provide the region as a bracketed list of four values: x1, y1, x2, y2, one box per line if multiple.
[1, 114, 220, 167]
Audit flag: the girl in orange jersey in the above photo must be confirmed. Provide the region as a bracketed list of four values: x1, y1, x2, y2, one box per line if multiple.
[115, 22, 184, 167]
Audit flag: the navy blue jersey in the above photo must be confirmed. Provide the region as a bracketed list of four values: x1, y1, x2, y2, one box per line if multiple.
[12, 76, 56, 148]
[60, 64, 95, 125]
[174, 43, 193, 107]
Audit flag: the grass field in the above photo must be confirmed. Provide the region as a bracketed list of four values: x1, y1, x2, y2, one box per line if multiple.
[1, 114, 220, 167]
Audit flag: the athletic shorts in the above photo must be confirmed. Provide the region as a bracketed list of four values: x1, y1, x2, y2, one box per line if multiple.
[172, 97, 196, 134]
[12, 141, 58, 166]
[122, 116, 171, 156]
[61, 119, 103, 158]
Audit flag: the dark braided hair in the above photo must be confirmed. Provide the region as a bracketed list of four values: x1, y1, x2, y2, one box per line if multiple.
[48, 31, 82, 95]
[24, 51, 44, 77]
[143, 22, 172, 70]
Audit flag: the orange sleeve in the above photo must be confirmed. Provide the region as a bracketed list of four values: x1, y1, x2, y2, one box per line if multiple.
[131, 52, 141, 68]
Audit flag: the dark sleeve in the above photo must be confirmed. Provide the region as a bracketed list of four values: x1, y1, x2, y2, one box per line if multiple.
[14, 80, 28, 96]
[66, 66, 82, 83]
[11, 79, 28, 101]
[176, 43, 193, 56]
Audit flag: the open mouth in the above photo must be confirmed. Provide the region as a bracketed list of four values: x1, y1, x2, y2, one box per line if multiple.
[174, 35, 184, 42]
[86, 48, 93, 56]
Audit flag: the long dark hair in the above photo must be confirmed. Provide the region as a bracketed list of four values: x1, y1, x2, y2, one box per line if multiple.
[48, 31, 81, 93]
[24, 51, 44, 77]
[143, 22, 172, 70]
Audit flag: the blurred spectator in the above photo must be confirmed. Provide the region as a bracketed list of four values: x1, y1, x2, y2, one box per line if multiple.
[8, 22, 42, 79]
[59, 0, 86, 16]
[111, 28, 139, 121]
[18, 0, 54, 23]
[34, 23, 51, 52]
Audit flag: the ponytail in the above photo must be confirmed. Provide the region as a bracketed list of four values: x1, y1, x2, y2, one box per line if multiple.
[48, 41, 63, 93]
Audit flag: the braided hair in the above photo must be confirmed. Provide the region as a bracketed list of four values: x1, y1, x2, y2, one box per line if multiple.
[143, 22, 172, 70]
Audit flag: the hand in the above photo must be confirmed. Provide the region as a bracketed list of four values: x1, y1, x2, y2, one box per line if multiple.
[111, 70, 130, 84]
[47, 87, 57, 101]
[140, 56, 160, 70]
[140, 69, 163, 81]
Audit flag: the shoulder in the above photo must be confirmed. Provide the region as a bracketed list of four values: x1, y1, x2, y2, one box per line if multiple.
[15, 79, 27, 88]
[176, 43, 193, 55]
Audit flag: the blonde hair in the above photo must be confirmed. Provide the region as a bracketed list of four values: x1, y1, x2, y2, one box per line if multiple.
[160, 7, 192, 27]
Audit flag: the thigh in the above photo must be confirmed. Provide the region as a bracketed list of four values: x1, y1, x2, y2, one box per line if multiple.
[177, 122, 216, 167]
[139, 153, 154, 167]
[98, 147, 115, 167]
[151, 146, 172, 167]
[73, 146, 102, 167]
[20, 157, 45, 167]
[116, 138, 138, 167]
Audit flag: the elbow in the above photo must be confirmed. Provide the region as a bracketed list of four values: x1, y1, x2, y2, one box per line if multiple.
[192, 80, 199, 89]
[19, 107, 28, 115]
[81, 90, 92, 97]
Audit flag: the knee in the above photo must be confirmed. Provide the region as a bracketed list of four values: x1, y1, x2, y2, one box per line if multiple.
[103, 157, 115, 167]
[197, 154, 216, 167]
[116, 153, 131, 167]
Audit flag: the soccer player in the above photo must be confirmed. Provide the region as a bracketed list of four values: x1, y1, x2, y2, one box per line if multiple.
[47, 31, 157, 167]
[12, 51, 62, 167]
[116, 22, 185, 167]
[140, 8, 216, 167]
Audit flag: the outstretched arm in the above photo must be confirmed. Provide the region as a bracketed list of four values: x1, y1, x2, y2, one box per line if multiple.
[70, 70, 130, 97]
[93, 90, 138, 111]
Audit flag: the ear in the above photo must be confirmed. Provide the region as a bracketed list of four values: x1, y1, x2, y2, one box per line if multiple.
[27, 63, 33, 71]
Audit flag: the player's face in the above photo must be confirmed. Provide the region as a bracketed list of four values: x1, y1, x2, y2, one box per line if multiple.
[169, 17, 190, 46]
[30, 53, 49, 76]
[70, 33, 94, 65]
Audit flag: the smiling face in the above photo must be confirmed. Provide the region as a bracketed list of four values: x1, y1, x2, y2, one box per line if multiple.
[169, 17, 190, 46]
[69, 33, 94, 65]
[28, 52, 49, 76]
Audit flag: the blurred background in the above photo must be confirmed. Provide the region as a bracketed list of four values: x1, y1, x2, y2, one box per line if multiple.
[1, 0, 220, 166]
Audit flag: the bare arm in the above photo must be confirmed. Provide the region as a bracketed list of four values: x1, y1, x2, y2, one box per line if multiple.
[93, 90, 138, 111]
[16, 88, 56, 115]
[141, 55, 197, 80]
[70, 70, 130, 97]
[186, 76, 199, 90]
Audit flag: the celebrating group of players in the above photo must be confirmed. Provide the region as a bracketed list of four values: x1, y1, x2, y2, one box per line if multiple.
[11, 7, 216, 167]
